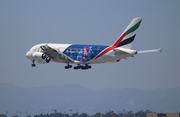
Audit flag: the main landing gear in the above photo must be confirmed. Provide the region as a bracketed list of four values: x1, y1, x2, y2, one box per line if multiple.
[64, 64, 72, 69]
[74, 64, 91, 70]
[31, 60, 36, 67]
[64, 64, 91, 70]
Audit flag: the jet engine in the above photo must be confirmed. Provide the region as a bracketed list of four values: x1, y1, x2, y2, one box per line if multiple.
[32, 52, 51, 63]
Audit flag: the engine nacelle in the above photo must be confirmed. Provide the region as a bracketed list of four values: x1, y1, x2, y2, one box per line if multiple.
[32, 52, 51, 63]
[36, 60, 47, 64]
[32, 52, 43, 59]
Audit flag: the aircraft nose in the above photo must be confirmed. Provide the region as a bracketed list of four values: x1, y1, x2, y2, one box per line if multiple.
[26, 51, 31, 59]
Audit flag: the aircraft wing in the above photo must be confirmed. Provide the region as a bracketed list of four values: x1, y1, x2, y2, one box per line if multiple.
[40, 45, 75, 63]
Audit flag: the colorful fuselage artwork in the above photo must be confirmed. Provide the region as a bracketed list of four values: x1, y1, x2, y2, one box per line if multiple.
[63, 44, 108, 62]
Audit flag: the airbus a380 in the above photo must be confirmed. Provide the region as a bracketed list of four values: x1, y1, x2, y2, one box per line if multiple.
[26, 17, 162, 70]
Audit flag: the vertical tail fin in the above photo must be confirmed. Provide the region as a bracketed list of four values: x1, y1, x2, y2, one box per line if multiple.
[112, 17, 142, 49]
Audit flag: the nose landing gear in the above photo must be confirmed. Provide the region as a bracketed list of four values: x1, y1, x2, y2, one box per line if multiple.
[31, 60, 36, 67]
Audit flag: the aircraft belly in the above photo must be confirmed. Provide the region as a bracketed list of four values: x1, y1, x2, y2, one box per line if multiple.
[44, 44, 133, 64]
[62, 44, 108, 63]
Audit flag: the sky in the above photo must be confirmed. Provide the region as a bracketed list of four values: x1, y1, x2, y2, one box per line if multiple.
[0, 0, 180, 91]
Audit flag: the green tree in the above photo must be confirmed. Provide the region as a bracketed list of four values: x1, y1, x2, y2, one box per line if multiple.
[79, 113, 88, 117]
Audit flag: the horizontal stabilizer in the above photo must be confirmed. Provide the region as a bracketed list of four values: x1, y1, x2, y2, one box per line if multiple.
[138, 48, 162, 54]
[113, 47, 137, 55]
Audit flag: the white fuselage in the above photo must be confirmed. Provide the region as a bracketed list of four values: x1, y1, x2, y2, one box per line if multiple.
[26, 43, 134, 65]
[25, 18, 161, 70]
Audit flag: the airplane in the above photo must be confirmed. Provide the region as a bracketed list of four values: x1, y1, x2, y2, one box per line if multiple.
[26, 17, 162, 70]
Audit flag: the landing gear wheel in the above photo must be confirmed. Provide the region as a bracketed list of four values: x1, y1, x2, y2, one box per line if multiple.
[64, 64, 72, 69]
[73, 66, 78, 70]
[69, 65, 72, 68]
[84, 64, 91, 70]
[65, 66, 69, 69]
[88, 65, 91, 69]
[31, 60, 36, 67]
[82, 66, 88, 70]
[73, 64, 91, 70]
[31, 64, 36, 67]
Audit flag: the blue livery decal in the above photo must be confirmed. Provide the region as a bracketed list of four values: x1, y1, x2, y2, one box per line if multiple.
[63, 44, 108, 62]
